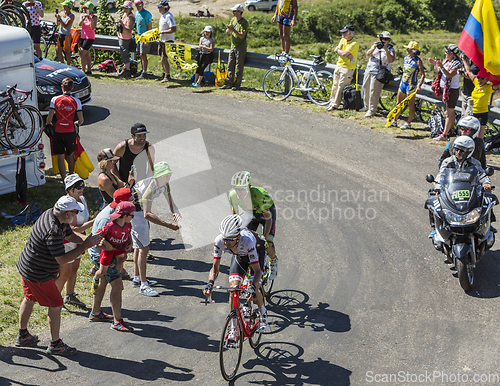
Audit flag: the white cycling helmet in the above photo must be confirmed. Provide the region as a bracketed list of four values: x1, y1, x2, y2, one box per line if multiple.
[219, 215, 242, 238]
[231, 171, 251, 187]
[453, 136, 475, 160]
[457, 115, 480, 137]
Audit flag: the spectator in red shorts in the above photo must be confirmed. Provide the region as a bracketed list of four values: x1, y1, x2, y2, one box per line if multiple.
[15, 196, 101, 356]
[92, 201, 135, 332]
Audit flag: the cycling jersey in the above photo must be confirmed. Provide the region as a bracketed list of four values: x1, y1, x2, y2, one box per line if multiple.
[401, 55, 421, 86]
[50, 94, 82, 133]
[229, 186, 274, 215]
[214, 228, 260, 262]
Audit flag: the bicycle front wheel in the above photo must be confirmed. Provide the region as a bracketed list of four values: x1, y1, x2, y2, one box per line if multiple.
[219, 311, 243, 381]
[4, 106, 42, 149]
[307, 70, 333, 106]
[263, 68, 293, 101]
[248, 293, 264, 349]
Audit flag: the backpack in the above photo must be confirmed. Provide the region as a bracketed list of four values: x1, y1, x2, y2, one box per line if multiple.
[98, 59, 117, 73]
[428, 112, 445, 138]
[118, 60, 138, 75]
[190, 71, 216, 86]
[342, 86, 364, 111]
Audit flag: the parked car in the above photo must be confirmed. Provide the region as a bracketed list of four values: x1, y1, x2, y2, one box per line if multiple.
[244, 0, 277, 11]
[34, 54, 92, 114]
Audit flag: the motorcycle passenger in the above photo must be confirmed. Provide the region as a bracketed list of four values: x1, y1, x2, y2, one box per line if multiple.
[203, 215, 268, 341]
[438, 116, 486, 169]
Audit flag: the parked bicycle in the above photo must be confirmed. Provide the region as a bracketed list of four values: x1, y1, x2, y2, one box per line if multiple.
[209, 285, 265, 381]
[0, 85, 43, 149]
[0, 1, 30, 31]
[262, 54, 333, 105]
[40, 20, 96, 68]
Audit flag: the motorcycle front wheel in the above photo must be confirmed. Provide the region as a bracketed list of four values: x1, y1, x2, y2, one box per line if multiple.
[456, 258, 474, 291]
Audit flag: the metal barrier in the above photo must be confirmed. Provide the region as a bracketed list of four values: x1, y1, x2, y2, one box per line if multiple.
[93, 33, 500, 126]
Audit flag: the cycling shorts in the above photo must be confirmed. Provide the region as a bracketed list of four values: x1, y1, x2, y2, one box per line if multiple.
[57, 33, 72, 50]
[80, 38, 94, 51]
[52, 131, 76, 155]
[30, 25, 42, 44]
[277, 15, 292, 26]
[473, 112, 488, 126]
[399, 81, 417, 95]
[228, 242, 266, 283]
[246, 204, 277, 243]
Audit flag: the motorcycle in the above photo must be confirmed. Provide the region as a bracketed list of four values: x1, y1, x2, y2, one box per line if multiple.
[189, 7, 214, 17]
[425, 166, 497, 291]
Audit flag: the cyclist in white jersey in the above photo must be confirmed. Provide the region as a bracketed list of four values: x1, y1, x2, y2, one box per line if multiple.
[204, 215, 268, 335]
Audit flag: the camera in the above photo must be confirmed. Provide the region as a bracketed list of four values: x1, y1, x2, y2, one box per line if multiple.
[116, 22, 123, 33]
[376, 41, 385, 50]
[55, 8, 59, 13]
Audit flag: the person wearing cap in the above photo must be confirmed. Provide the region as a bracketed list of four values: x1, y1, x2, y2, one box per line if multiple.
[22, 0, 44, 56]
[134, 0, 153, 79]
[97, 148, 132, 209]
[362, 31, 396, 118]
[113, 123, 154, 185]
[192, 26, 215, 87]
[430, 44, 462, 140]
[326, 24, 359, 111]
[117, 0, 136, 78]
[130, 161, 180, 296]
[157, 0, 176, 83]
[271, 0, 297, 56]
[55, 0, 75, 65]
[15, 196, 101, 356]
[88, 188, 134, 322]
[461, 53, 500, 139]
[46, 77, 84, 180]
[221, 4, 249, 90]
[388, 41, 425, 129]
[54, 175, 95, 310]
[92, 201, 135, 331]
[78, 1, 97, 75]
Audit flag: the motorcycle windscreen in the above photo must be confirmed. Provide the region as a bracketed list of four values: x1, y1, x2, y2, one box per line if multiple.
[439, 167, 480, 212]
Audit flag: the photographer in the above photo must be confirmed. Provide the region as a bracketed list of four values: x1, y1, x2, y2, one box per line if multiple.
[362, 31, 395, 118]
[117, 1, 136, 78]
[22, 0, 44, 56]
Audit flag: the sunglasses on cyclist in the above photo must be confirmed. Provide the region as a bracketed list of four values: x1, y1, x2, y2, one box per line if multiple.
[459, 127, 471, 133]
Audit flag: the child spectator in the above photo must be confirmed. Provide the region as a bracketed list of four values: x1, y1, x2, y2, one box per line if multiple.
[191, 26, 215, 87]
[93, 201, 135, 332]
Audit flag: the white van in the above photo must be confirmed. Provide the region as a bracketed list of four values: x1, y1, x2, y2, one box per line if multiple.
[0, 25, 45, 196]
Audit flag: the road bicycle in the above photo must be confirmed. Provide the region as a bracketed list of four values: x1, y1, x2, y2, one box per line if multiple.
[40, 21, 96, 68]
[262, 53, 334, 105]
[210, 285, 264, 381]
[0, 85, 43, 149]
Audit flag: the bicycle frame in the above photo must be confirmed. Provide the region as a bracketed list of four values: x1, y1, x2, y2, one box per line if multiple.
[215, 286, 259, 338]
[273, 58, 318, 92]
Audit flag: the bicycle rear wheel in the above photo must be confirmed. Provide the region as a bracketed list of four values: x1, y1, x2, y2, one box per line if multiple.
[4, 106, 42, 149]
[378, 90, 399, 112]
[416, 99, 434, 123]
[306, 70, 333, 106]
[263, 68, 293, 101]
[219, 311, 243, 381]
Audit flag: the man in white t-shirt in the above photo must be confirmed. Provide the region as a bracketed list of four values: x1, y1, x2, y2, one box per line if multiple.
[362, 31, 396, 118]
[156, 0, 176, 83]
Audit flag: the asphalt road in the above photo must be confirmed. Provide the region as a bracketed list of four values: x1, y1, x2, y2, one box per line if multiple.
[2, 81, 500, 385]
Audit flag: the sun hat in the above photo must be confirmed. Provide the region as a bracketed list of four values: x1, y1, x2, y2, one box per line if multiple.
[82, 1, 94, 11]
[153, 161, 173, 179]
[230, 4, 244, 12]
[203, 25, 213, 33]
[121, 1, 133, 9]
[445, 44, 460, 56]
[379, 31, 391, 40]
[131, 123, 149, 135]
[61, 0, 73, 7]
[55, 196, 85, 212]
[404, 41, 419, 50]
[110, 188, 132, 209]
[109, 201, 135, 220]
[64, 174, 84, 190]
[97, 148, 120, 162]
[340, 24, 355, 33]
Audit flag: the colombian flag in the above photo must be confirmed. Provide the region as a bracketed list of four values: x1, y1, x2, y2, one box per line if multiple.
[457, 0, 500, 85]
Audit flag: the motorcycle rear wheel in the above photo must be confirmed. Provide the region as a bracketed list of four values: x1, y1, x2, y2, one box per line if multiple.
[456, 258, 474, 291]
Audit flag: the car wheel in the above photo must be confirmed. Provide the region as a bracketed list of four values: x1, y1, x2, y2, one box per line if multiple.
[271, 5, 276, 11]
[248, 5, 255, 11]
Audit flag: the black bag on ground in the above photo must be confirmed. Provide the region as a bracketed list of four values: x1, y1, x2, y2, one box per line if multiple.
[342, 85, 364, 111]
[428, 112, 445, 138]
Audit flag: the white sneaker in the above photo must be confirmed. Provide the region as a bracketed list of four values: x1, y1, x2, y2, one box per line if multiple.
[258, 311, 268, 332]
[269, 257, 278, 280]
[364, 111, 374, 118]
[401, 122, 411, 129]
[388, 120, 398, 127]
[326, 103, 336, 112]
[359, 106, 367, 112]
[139, 286, 159, 297]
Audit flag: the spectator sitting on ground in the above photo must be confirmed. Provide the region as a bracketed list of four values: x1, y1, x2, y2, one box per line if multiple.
[117, 1, 136, 78]
[326, 24, 359, 112]
[388, 41, 425, 129]
[362, 31, 395, 118]
[431, 44, 462, 141]
[191, 26, 215, 87]
[134, 0, 153, 79]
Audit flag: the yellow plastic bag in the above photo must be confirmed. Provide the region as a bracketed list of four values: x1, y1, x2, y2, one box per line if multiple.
[215, 51, 227, 87]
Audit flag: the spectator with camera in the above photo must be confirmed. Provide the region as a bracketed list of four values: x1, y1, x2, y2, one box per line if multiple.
[192, 26, 215, 87]
[55, 0, 75, 65]
[23, 0, 44, 56]
[79, 1, 97, 75]
[117, 1, 136, 79]
[362, 31, 395, 118]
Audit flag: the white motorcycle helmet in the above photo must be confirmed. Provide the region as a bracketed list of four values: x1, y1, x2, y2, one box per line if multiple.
[219, 214, 242, 238]
[457, 115, 480, 138]
[452, 136, 475, 160]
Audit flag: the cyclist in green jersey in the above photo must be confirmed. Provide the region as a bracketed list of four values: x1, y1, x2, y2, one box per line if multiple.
[228, 171, 278, 279]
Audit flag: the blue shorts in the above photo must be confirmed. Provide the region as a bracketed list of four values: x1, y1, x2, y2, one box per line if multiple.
[277, 15, 292, 26]
[399, 81, 417, 95]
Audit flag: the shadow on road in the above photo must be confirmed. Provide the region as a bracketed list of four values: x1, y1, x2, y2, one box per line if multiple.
[463, 249, 500, 298]
[81, 104, 110, 126]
